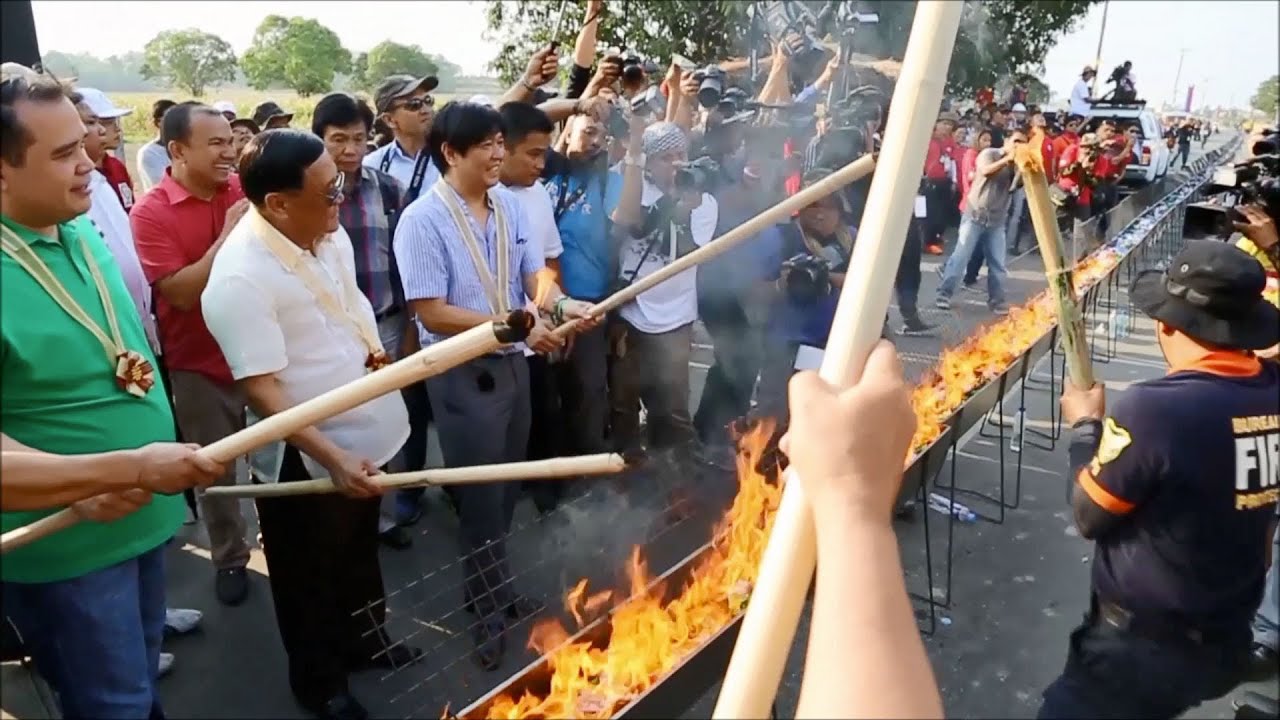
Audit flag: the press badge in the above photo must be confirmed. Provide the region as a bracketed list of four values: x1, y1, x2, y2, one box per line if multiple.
[794, 344, 824, 370]
[244, 406, 285, 485]
[914, 195, 928, 218]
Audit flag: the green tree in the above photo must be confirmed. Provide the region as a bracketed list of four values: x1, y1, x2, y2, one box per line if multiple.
[241, 15, 351, 97]
[484, 0, 1098, 96]
[1251, 74, 1279, 117]
[361, 41, 440, 90]
[138, 29, 238, 96]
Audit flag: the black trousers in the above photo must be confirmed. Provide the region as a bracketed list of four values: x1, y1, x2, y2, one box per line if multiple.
[255, 447, 387, 709]
[694, 293, 761, 446]
[922, 178, 954, 244]
[1038, 604, 1249, 720]
[894, 216, 925, 314]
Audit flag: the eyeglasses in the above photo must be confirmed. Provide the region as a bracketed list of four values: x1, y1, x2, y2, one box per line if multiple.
[397, 96, 435, 112]
[325, 172, 345, 205]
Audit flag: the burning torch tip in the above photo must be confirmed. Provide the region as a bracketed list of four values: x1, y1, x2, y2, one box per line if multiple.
[494, 309, 536, 344]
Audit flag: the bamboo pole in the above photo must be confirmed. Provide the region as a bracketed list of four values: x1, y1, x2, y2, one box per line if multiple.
[712, 3, 964, 717]
[203, 453, 626, 499]
[0, 311, 534, 554]
[1014, 135, 1095, 388]
[551, 154, 876, 340]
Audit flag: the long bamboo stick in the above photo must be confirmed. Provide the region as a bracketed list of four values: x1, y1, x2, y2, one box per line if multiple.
[1014, 135, 1096, 388]
[712, 3, 964, 717]
[0, 311, 534, 554]
[202, 453, 626, 499]
[551, 154, 877, 339]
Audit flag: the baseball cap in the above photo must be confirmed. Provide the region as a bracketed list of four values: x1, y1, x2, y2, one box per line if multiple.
[1130, 240, 1280, 350]
[374, 74, 439, 113]
[468, 94, 495, 107]
[212, 100, 237, 117]
[77, 88, 132, 119]
[1011, 103, 1027, 113]
[0, 62, 40, 83]
[251, 101, 293, 128]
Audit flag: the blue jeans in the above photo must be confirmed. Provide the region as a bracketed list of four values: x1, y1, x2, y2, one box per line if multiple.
[938, 214, 1008, 307]
[1254, 511, 1280, 651]
[3, 544, 167, 719]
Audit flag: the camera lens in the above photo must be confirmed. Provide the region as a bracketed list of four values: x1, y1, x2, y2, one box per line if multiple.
[697, 74, 723, 110]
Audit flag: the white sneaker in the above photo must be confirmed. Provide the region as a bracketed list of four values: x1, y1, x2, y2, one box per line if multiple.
[158, 651, 175, 677]
[164, 608, 202, 635]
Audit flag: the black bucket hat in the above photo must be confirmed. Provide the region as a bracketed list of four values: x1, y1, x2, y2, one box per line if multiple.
[1130, 240, 1280, 351]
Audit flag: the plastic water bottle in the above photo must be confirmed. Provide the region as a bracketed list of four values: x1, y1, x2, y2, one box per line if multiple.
[1009, 408, 1025, 454]
[928, 493, 977, 523]
[1116, 304, 1132, 339]
[1107, 308, 1119, 342]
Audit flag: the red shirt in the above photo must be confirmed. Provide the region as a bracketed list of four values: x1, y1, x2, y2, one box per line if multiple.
[130, 171, 244, 385]
[1051, 131, 1078, 166]
[1057, 143, 1093, 206]
[958, 147, 980, 213]
[99, 155, 136, 213]
[1040, 135, 1057, 182]
[923, 138, 955, 180]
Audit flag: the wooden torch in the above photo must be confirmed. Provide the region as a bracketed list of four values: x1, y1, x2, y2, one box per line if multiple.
[0, 310, 535, 554]
[1014, 132, 1096, 388]
[711, 2, 964, 717]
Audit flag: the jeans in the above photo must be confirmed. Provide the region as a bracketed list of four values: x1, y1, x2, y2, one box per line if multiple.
[694, 293, 761, 446]
[3, 545, 168, 719]
[608, 320, 695, 453]
[1253, 513, 1280, 651]
[964, 242, 986, 286]
[938, 213, 1008, 307]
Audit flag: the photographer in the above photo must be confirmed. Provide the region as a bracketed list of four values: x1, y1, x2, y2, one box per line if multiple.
[609, 122, 718, 456]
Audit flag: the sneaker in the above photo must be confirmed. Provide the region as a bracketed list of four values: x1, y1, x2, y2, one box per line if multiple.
[934, 297, 952, 311]
[157, 652, 175, 678]
[925, 243, 945, 256]
[990, 303, 1010, 316]
[164, 608, 202, 636]
[899, 312, 936, 336]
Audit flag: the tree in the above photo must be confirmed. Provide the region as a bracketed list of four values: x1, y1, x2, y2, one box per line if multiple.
[1252, 75, 1279, 117]
[359, 41, 440, 91]
[241, 15, 351, 97]
[483, 0, 1098, 96]
[139, 29, 237, 96]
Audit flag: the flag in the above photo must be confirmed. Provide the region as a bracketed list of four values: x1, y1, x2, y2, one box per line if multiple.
[1184, 85, 1195, 112]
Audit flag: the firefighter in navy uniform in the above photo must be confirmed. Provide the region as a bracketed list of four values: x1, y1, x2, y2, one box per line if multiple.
[1038, 240, 1280, 720]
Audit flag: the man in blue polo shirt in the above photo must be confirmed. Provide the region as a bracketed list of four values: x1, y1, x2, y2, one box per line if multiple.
[1040, 241, 1280, 719]
[393, 102, 598, 672]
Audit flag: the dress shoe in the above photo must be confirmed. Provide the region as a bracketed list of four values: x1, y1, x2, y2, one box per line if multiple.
[313, 692, 369, 720]
[1246, 642, 1277, 682]
[378, 525, 413, 550]
[215, 567, 249, 606]
[348, 642, 424, 671]
[471, 620, 506, 671]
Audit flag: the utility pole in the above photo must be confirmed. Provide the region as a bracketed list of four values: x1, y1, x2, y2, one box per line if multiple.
[1090, 0, 1110, 96]
[1170, 47, 1189, 108]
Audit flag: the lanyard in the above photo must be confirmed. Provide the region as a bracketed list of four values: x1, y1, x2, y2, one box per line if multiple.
[381, 143, 433, 206]
[432, 181, 511, 314]
[249, 209, 388, 370]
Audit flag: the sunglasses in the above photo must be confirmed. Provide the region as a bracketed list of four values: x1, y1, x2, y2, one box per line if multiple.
[324, 172, 345, 205]
[397, 96, 435, 112]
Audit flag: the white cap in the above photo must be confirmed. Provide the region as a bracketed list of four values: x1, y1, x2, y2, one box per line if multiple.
[212, 100, 237, 117]
[1012, 102, 1027, 113]
[468, 94, 494, 107]
[77, 88, 132, 119]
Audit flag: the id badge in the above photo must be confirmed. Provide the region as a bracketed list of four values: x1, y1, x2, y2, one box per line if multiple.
[914, 195, 928, 218]
[244, 406, 285, 484]
[793, 344, 824, 371]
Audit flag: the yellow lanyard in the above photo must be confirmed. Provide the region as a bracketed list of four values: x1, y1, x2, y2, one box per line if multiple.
[432, 181, 511, 314]
[0, 222, 154, 397]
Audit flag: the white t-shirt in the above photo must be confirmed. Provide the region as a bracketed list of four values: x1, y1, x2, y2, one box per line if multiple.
[1070, 79, 1092, 116]
[202, 212, 410, 479]
[87, 169, 160, 355]
[500, 181, 563, 260]
[616, 179, 718, 334]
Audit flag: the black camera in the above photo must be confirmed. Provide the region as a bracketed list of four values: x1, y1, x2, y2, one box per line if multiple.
[1185, 156, 1280, 238]
[674, 156, 721, 194]
[606, 100, 630, 138]
[630, 84, 666, 119]
[781, 253, 832, 304]
[692, 65, 727, 109]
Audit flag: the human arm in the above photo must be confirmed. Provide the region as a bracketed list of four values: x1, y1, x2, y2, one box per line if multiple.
[537, 95, 609, 125]
[565, 0, 604, 99]
[610, 115, 648, 229]
[499, 46, 561, 106]
[783, 342, 943, 720]
[977, 145, 1016, 178]
[133, 198, 250, 312]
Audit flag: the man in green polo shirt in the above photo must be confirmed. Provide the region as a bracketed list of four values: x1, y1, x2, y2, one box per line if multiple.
[1, 72, 222, 718]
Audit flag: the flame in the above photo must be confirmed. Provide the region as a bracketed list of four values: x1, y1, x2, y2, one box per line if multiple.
[1013, 127, 1047, 176]
[472, 248, 1124, 720]
[533, 268, 558, 309]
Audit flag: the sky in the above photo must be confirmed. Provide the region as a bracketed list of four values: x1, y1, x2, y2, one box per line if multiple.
[31, 0, 1280, 110]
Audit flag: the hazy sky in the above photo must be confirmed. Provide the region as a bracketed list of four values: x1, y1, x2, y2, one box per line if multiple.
[31, 0, 1279, 109]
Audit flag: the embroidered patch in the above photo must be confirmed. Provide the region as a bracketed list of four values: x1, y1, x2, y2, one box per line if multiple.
[1095, 417, 1133, 466]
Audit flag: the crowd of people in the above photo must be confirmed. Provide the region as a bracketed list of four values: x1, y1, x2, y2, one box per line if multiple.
[1, 2, 1277, 719]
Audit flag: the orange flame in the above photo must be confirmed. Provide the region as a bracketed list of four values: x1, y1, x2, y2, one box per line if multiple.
[533, 268, 558, 309]
[1013, 127, 1047, 176]
[472, 249, 1124, 719]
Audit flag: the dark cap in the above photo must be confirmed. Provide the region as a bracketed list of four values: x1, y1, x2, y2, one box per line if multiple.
[374, 74, 440, 113]
[251, 101, 293, 128]
[230, 117, 260, 134]
[1130, 240, 1280, 350]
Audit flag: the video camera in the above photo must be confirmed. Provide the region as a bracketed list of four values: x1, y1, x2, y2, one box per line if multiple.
[782, 253, 833, 304]
[674, 156, 721, 195]
[692, 65, 728, 109]
[811, 85, 885, 168]
[1185, 152, 1280, 238]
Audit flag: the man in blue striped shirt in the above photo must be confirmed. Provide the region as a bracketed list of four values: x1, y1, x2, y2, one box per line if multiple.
[392, 101, 598, 672]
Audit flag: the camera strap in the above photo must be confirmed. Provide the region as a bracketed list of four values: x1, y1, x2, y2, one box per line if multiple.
[553, 174, 591, 223]
[405, 151, 433, 207]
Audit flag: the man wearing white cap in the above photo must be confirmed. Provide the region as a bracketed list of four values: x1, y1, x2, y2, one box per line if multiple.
[1070, 66, 1096, 117]
[212, 100, 236, 121]
[77, 87, 136, 212]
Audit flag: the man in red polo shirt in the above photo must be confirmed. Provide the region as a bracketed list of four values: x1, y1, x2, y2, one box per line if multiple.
[1052, 114, 1084, 169]
[921, 113, 958, 255]
[131, 101, 253, 607]
[1058, 132, 1101, 226]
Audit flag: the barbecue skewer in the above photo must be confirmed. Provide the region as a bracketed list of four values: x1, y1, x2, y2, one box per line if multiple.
[712, 3, 964, 717]
[551, 154, 877, 340]
[1014, 134, 1096, 388]
[203, 453, 626, 498]
[0, 311, 535, 554]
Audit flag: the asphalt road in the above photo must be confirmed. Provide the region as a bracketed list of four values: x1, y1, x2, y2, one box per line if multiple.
[5, 136, 1260, 720]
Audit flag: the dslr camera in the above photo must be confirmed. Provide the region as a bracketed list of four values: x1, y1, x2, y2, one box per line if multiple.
[692, 65, 728, 109]
[781, 253, 833, 304]
[674, 156, 721, 195]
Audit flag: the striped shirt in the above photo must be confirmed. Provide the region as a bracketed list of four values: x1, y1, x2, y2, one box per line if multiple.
[393, 182, 542, 349]
[338, 167, 403, 318]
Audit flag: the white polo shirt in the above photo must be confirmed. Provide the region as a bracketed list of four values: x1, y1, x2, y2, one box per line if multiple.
[202, 213, 410, 478]
[86, 169, 160, 354]
[616, 180, 717, 334]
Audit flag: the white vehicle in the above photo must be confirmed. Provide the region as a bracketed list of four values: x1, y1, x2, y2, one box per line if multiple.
[1085, 100, 1171, 185]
